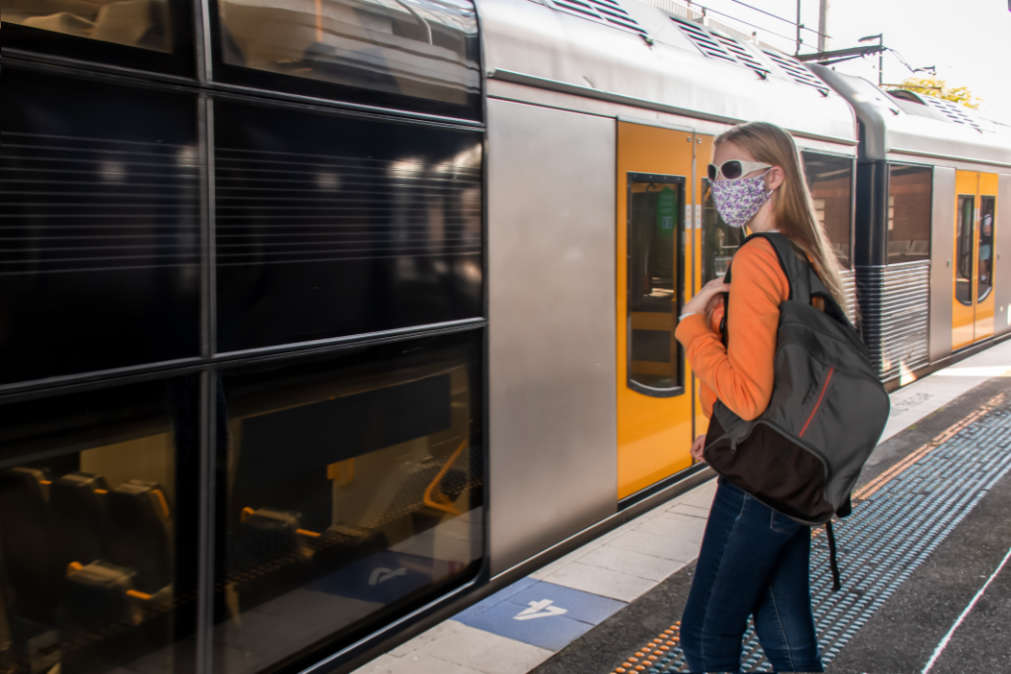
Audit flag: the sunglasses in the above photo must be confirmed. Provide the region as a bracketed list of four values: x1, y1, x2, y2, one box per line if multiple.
[707, 159, 772, 182]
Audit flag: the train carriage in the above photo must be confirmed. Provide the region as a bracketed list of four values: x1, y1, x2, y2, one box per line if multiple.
[0, 0, 1009, 672]
[813, 66, 1011, 382]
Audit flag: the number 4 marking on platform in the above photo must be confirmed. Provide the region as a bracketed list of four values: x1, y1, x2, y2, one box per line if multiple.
[513, 599, 568, 621]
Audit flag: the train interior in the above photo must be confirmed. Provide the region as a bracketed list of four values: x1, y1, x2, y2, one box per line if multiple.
[0, 349, 482, 672]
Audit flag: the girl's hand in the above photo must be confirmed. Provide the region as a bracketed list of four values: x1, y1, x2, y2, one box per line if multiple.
[681, 278, 730, 318]
[690, 434, 706, 463]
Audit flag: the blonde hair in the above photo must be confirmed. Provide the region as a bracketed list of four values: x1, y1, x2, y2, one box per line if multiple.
[716, 122, 848, 312]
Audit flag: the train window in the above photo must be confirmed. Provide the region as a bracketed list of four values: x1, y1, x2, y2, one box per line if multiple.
[701, 177, 745, 283]
[887, 165, 933, 263]
[214, 0, 481, 118]
[802, 152, 853, 268]
[956, 195, 975, 306]
[214, 99, 482, 353]
[3, 0, 173, 51]
[0, 377, 199, 673]
[213, 334, 483, 671]
[979, 196, 995, 300]
[0, 68, 200, 384]
[626, 174, 684, 397]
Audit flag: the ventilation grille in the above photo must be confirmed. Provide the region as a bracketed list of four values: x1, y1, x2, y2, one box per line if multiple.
[922, 96, 982, 132]
[762, 49, 830, 96]
[713, 33, 770, 79]
[671, 17, 736, 64]
[547, 0, 648, 37]
[671, 18, 770, 80]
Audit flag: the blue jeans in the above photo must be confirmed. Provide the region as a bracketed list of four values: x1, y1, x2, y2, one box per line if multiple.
[680, 479, 823, 673]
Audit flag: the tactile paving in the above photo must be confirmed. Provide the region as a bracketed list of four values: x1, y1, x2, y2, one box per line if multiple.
[615, 392, 1010, 673]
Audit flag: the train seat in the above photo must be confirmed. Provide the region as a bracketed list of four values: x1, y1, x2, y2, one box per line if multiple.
[65, 560, 138, 628]
[235, 507, 314, 571]
[106, 480, 173, 594]
[0, 469, 62, 622]
[52, 472, 112, 567]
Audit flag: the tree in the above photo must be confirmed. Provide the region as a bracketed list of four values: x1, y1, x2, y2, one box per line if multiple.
[896, 76, 982, 110]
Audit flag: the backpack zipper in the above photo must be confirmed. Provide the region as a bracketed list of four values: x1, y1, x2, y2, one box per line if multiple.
[798, 367, 835, 438]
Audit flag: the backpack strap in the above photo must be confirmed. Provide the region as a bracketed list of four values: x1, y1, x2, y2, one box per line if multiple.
[826, 521, 842, 592]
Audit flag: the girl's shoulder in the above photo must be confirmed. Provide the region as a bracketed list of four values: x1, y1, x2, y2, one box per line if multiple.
[730, 235, 790, 301]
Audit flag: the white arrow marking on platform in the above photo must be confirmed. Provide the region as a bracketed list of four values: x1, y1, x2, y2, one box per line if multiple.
[513, 599, 568, 621]
[369, 567, 407, 586]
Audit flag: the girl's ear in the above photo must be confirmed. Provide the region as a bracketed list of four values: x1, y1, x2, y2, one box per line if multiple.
[766, 165, 786, 191]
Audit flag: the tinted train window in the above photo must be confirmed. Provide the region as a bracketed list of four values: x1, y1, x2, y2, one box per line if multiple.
[979, 196, 995, 300]
[215, 0, 481, 118]
[626, 174, 684, 396]
[3, 0, 173, 51]
[0, 68, 200, 384]
[214, 334, 482, 671]
[0, 377, 198, 673]
[887, 164, 933, 263]
[956, 195, 974, 306]
[802, 152, 853, 268]
[214, 99, 482, 353]
[701, 178, 744, 283]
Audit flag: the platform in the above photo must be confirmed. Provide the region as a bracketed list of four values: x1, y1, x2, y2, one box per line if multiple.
[353, 339, 1011, 674]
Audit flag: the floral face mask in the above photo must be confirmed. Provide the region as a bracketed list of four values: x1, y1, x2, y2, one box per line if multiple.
[710, 170, 773, 229]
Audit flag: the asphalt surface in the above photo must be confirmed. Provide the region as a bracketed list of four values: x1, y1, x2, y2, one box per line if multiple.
[531, 376, 1011, 673]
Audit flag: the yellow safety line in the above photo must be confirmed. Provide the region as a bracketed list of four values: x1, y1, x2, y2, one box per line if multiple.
[612, 622, 680, 673]
[854, 391, 1006, 501]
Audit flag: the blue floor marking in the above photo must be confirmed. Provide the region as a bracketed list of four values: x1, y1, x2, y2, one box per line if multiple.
[454, 579, 627, 651]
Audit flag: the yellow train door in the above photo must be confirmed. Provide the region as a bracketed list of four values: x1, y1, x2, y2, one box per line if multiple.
[615, 122, 698, 499]
[952, 170, 998, 349]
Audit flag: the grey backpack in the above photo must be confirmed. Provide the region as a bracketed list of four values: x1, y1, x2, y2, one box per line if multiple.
[703, 232, 890, 589]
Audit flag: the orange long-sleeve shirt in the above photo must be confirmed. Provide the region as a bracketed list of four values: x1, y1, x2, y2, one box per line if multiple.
[675, 236, 790, 421]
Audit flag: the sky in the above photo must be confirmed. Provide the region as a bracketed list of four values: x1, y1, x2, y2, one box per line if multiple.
[687, 0, 1011, 122]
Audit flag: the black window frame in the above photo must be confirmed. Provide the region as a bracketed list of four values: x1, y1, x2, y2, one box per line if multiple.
[801, 150, 856, 270]
[625, 172, 686, 399]
[1, 0, 196, 77]
[978, 195, 995, 302]
[956, 194, 975, 307]
[206, 0, 483, 121]
[885, 162, 934, 264]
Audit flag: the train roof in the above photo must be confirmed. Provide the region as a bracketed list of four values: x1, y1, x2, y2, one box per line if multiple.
[811, 66, 1011, 168]
[477, 0, 857, 147]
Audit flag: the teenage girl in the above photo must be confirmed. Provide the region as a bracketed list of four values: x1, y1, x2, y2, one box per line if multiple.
[674, 121, 848, 673]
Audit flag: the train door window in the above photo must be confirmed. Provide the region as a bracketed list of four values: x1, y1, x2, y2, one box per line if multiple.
[0, 377, 198, 673]
[0, 68, 200, 384]
[886, 164, 933, 263]
[626, 174, 684, 396]
[214, 333, 482, 672]
[701, 178, 745, 283]
[3, 1, 193, 74]
[213, 0, 481, 119]
[802, 152, 854, 268]
[978, 196, 995, 300]
[956, 195, 975, 305]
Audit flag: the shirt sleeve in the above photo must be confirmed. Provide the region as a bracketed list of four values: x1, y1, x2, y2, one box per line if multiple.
[674, 238, 789, 421]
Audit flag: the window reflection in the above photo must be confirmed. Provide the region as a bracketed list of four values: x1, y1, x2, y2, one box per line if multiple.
[0, 378, 198, 673]
[217, 0, 480, 111]
[979, 196, 995, 300]
[3, 0, 172, 51]
[214, 338, 482, 672]
[802, 152, 853, 268]
[887, 165, 932, 263]
[956, 196, 974, 306]
[627, 175, 683, 395]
